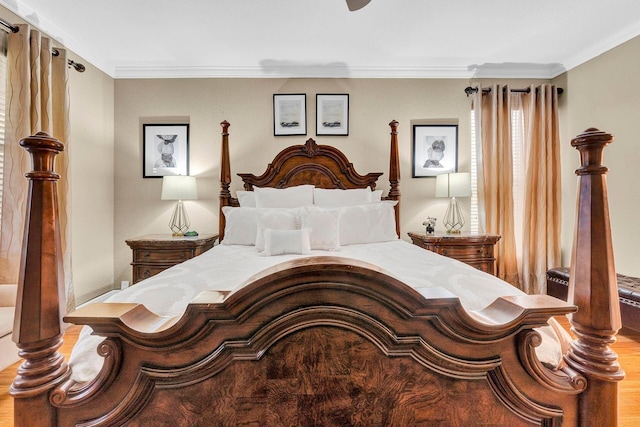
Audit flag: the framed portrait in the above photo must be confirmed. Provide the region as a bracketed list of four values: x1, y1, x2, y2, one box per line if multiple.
[273, 94, 307, 136]
[412, 124, 458, 178]
[316, 94, 349, 136]
[143, 124, 190, 178]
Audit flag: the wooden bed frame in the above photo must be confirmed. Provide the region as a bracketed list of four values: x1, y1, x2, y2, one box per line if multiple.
[10, 123, 623, 426]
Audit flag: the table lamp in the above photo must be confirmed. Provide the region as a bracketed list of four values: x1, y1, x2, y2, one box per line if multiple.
[435, 172, 471, 234]
[161, 175, 198, 236]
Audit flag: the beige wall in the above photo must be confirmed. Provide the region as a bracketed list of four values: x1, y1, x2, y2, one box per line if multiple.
[113, 78, 480, 285]
[0, 6, 116, 305]
[554, 35, 640, 277]
[68, 62, 115, 304]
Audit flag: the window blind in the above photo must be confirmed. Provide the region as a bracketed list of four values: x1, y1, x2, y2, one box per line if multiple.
[0, 31, 7, 226]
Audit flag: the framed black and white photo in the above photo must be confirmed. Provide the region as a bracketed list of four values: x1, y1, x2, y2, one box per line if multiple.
[316, 94, 349, 136]
[412, 124, 458, 178]
[143, 124, 189, 178]
[273, 94, 307, 136]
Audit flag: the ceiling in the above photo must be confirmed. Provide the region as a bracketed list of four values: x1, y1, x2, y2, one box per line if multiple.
[2, 0, 640, 79]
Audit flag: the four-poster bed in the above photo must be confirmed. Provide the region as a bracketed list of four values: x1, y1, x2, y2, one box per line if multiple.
[10, 122, 623, 426]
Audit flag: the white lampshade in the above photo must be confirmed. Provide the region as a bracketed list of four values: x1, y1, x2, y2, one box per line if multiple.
[161, 176, 197, 236]
[161, 176, 198, 201]
[435, 172, 471, 198]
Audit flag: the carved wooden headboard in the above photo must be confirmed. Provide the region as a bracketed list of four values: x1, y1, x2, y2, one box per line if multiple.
[218, 120, 401, 240]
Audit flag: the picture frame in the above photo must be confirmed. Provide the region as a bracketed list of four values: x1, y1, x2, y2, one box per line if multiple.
[316, 94, 349, 136]
[412, 124, 458, 178]
[273, 94, 307, 136]
[143, 124, 190, 178]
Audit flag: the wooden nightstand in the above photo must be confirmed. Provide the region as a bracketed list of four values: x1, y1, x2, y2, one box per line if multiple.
[408, 232, 501, 276]
[125, 233, 218, 284]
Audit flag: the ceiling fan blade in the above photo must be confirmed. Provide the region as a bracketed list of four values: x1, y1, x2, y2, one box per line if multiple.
[346, 0, 371, 11]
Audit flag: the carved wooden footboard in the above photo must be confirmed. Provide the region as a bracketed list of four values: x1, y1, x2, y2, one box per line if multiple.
[10, 126, 624, 426]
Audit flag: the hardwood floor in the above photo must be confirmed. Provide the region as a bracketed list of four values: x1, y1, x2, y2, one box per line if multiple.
[0, 321, 638, 426]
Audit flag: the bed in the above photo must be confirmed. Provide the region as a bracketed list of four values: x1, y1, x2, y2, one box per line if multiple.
[10, 122, 624, 426]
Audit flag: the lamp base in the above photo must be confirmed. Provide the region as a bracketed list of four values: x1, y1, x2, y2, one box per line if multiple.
[443, 197, 465, 234]
[169, 200, 191, 236]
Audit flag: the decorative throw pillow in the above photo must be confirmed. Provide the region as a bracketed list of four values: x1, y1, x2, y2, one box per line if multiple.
[221, 206, 264, 245]
[261, 228, 312, 256]
[255, 209, 300, 251]
[301, 207, 340, 251]
[338, 202, 398, 245]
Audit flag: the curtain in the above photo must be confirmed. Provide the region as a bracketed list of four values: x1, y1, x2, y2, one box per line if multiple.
[474, 84, 520, 286]
[521, 85, 561, 294]
[0, 24, 74, 311]
[474, 84, 561, 294]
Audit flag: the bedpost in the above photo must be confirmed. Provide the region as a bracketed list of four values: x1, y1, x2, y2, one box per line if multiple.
[563, 128, 624, 426]
[388, 120, 401, 237]
[10, 132, 70, 427]
[219, 120, 231, 241]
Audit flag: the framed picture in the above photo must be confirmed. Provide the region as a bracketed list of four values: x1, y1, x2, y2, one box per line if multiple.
[412, 124, 458, 178]
[316, 94, 349, 136]
[273, 94, 306, 136]
[143, 124, 190, 178]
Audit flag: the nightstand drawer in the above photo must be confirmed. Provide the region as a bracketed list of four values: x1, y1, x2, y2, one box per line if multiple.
[134, 249, 192, 263]
[133, 265, 169, 283]
[436, 245, 489, 258]
[126, 233, 219, 284]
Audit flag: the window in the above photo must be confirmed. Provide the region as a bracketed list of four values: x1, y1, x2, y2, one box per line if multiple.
[0, 31, 7, 226]
[470, 96, 526, 264]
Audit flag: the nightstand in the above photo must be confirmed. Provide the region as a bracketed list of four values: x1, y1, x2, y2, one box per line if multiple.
[407, 232, 501, 276]
[125, 233, 218, 284]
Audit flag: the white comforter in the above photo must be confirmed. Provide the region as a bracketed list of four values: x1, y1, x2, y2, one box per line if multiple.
[69, 240, 567, 382]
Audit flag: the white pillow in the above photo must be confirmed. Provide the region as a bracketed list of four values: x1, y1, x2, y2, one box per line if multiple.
[221, 206, 264, 245]
[371, 190, 383, 202]
[301, 207, 340, 251]
[255, 210, 300, 251]
[313, 187, 372, 207]
[261, 228, 312, 256]
[338, 202, 398, 246]
[236, 191, 256, 207]
[254, 185, 314, 208]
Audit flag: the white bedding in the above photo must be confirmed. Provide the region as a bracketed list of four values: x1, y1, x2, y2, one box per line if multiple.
[69, 240, 567, 382]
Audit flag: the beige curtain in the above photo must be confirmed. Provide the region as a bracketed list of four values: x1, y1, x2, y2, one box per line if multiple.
[521, 85, 561, 294]
[0, 24, 74, 311]
[475, 84, 561, 293]
[475, 84, 520, 286]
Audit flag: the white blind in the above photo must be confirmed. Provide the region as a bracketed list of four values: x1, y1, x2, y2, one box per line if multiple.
[470, 109, 479, 234]
[0, 31, 7, 226]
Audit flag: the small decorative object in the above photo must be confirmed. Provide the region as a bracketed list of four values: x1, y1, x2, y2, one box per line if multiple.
[161, 175, 198, 236]
[423, 217, 436, 235]
[143, 124, 189, 178]
[316, 94, 349, 136]
[273, 94, 307, 136]
[412, 124, 458, 178]
[435, 172, 471, 233]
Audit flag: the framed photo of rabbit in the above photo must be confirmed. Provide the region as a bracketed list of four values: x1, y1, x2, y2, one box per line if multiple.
[143, 124, 190, 178]
[412, 124, 458, 178]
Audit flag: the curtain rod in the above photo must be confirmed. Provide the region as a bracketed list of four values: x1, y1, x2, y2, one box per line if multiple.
[0, 16, 85, 72]
[464, 86, 563, 97]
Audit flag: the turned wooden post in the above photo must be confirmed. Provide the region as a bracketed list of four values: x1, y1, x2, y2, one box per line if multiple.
[219, 120, 231, 241]
[388, 120, 401, 237]
[10, 132, 70, 427]
[563, 128, 624, 426]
